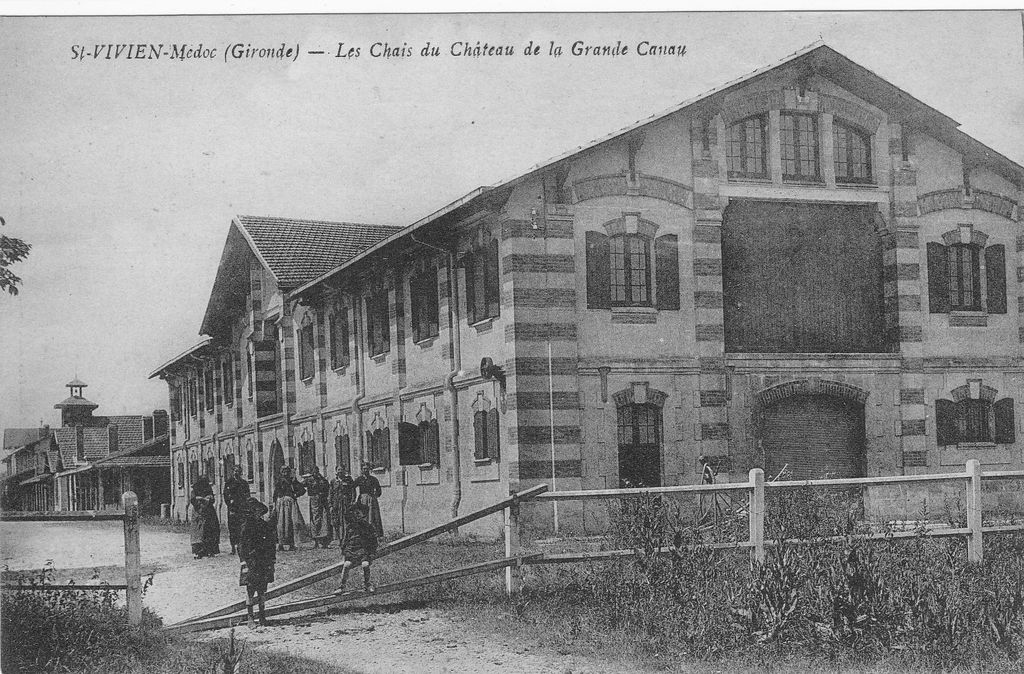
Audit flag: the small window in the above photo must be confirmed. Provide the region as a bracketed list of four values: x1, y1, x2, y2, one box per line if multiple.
[833, 120, 872, 184]
[177, 462, 185, 489]
[221, 356, 234, 406]
[465, 238, 500, 324]
[246, 448, 254, 480]
[365, 428, 391, 470]
[421, 420, 440, 466]
[223, 454, 235, 476]
[330, 308, 350, 370]
[948, 244, 981, 312]
[726, 114, 768, 179]
[335, 433, 350, 475]
[610, 234, 651, 307]
[780, 112, 820, 182]
[298, 440, 316, 475]
[399, 422, 422, 466]
[189, 460, 199, 486]
[205, 456, 216, 483]
[473, 409, 500, 461]
[411, 268, 440, 343]
[204, 367, 214, 412]
[246, 348, 254, 400]
[366, 289, 390, 357]
[936, 397, 1015, 445]
[299, 321, 316, 380]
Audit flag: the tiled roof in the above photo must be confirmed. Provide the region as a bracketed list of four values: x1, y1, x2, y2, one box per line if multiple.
[99, 456, 170, 468]
[104, 416, 145, 452]
[53, 428, 78, 466]
[54, 396, 98, 409]
[83, 428, 109, 460]
[236, 216, 400, 290]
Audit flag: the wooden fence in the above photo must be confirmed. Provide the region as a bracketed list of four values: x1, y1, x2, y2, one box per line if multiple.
[173, 460, 1024, 633]
[0, 491, 142, 626]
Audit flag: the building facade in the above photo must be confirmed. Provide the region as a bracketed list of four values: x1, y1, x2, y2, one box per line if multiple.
[154, 44, 1023, 536]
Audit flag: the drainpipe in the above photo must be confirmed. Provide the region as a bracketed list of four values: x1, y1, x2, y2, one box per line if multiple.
[350, 288, 367, 466]
[412, 233, 463, 519]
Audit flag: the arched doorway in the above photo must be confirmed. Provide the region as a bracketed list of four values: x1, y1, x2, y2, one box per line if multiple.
[617, 403, 663, 488]
[756, 380, 868, 481]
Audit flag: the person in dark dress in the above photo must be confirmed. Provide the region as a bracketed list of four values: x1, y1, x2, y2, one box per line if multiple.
[223, 466, 251, 555]
[238, 497, 276, 628]
[273, 466, 306, 551]
[189, 476, 221, 559]
[336, 501, 379, 594]
[353, 462, 384, 539]
[304, 465, 332, 549]
[328, 469, 355, 545]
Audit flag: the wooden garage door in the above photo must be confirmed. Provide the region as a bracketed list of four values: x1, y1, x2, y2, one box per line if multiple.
[761, 395, 865, 480]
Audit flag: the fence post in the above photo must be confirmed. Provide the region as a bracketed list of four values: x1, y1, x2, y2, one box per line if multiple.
[748, 468, 765, 564]
[122, 491, 142, 627]
[965, 459, 983, 564]
[504, 497, 521, 597]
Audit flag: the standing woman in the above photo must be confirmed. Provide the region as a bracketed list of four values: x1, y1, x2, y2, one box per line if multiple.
[353, 462, 384, 539]
[223, 466, 251, 555]
[304, 465, 332, 549]
[328, 469, 355, 545]
[273, 466, 306, 551]
[189, 475, 220, 559]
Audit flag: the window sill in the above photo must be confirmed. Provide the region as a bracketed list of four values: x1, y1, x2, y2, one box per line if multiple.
[370, 353, 388, 364]
[371, 467, 387, 474]
[957, 442, 997, 450]
[611, 306, 656, 313]
[948, 311, 988, 328]
[727, 175, 772, 184]
[299, 376, 314, 385]
[473, 457, 494, 466]
[782, 178, 826, 187]
[470, 317, 498, 333]
[417, 462, 437, 470]
[331, 364, 350, 374]
[414, 336, 438, 349]
[836, 181, 877, 189]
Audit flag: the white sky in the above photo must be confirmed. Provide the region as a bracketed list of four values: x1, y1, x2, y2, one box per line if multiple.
[1, 11, 1022, 432]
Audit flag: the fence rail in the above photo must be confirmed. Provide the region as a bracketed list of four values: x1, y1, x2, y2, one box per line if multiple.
[526, 460, 1024, 576]
[0, 492, 141, 626]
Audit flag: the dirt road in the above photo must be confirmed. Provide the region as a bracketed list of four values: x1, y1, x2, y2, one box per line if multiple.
[1, 521, 643, 673]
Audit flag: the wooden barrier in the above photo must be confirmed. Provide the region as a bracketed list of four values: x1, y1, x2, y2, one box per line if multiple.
[167, 553, 544, 634]
[0, 492, 142, 627]
[174, 483, 549, 626]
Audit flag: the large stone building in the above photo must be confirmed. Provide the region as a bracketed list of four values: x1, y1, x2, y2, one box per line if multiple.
[153, 44, 1022, 536]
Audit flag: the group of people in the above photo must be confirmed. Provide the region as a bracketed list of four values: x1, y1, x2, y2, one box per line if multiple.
[187, 461, 385, 627]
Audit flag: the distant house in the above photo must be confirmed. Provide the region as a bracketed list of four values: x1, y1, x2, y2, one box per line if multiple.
[1, 379, 172, 515]
[153, 44, 1023, 535]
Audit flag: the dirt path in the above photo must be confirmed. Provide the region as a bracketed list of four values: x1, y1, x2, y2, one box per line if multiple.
[1, 522, 644, 673]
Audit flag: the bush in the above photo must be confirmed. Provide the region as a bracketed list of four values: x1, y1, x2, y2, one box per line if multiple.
[538, 491, 1024, 670]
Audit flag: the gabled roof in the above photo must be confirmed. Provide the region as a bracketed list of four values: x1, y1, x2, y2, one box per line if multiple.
[149, 338, 213, 379]
[3, 428, 45, 451]
[293, 42, 1023, 300]
[198, 217, 400, 337]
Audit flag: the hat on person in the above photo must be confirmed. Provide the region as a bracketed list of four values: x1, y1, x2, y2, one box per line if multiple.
[246, 497, 269, 517]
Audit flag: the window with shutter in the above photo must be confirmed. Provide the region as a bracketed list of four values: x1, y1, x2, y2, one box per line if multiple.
[486, 409, 501, 461]
[485, 239, 501, 319]
[985, 245, 1007, 314]
[473, 411, 487, 460]
[411, 268, 440, 342]
[926, 242, 950, 313]
[204, 366, 214, 411]
[948, 244, 982, 311]
[610, 234, 651, 307]
[655, 234, 680, 310]
[462, 251, 477, 325]
[381, 428, 391, 470]
[177, 462, 185, 489]
[955, 399, 992, 443]
[935, 399, 957, 446]
[994, 398, 1015, 444]
[330, 308, 350, 369]
[246, 448, 254, 480]
[221, 357, 234, 405]
[399, 422, 422, 466]
[299, 322, 315, 380]
[365, 431, 375, 467]
[366, 290, 390, 357]
[335, 434, 351, 475]
[421, 420, 440, 466]
[586, 230, 611, 309]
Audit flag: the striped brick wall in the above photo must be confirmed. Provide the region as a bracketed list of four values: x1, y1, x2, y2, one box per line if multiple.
[889, 123, 928, 471]
[503, 208, 584, 493]
[691, 116, 731, 471]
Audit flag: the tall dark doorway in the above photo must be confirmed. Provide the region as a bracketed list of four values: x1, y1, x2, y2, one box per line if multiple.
[617, 403, 663, 488]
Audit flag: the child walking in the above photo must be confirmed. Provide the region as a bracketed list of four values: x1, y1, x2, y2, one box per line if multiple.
[238, 497, 277, 628]
[337, 501, 379, 594]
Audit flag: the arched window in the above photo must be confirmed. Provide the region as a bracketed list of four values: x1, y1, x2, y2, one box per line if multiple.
[610, 234, 651, 307]
[617, 403, 662, 488]
[780, 112, 820, 182]
[726, 114, 768, 179]
[833, 120, 872, 184]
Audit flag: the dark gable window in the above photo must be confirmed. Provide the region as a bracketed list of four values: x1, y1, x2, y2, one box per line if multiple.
[780, 112, 820, 182]
[410, 268, 440, 343]
[465, 238, 500, 325]
[366, 289, 390, 357]
[298, 320, 315, 380]
[329, 308, 350, 370]
[833, 120, 872, 184]
[726, 114, 768, 179]
[948, 244, 982, 311]
[610, 234, 651, 307]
